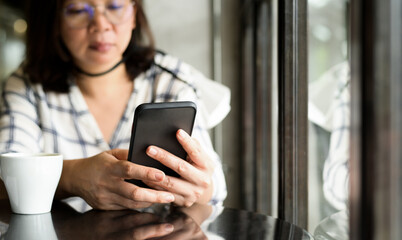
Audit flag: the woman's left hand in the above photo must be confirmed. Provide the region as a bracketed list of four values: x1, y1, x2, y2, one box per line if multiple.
[143, 129, 214, 207]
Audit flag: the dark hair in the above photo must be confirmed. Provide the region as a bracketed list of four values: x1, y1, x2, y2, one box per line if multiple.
[23, 0, 155, 93]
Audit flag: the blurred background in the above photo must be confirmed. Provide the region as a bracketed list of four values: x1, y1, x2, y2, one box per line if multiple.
[0, 0, 26, 80]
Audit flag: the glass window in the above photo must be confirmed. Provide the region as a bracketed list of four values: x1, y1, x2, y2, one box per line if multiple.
[307, 0, 350, 238]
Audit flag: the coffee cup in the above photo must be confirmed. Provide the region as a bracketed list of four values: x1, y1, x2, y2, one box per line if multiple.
[0, 153, 63, 214]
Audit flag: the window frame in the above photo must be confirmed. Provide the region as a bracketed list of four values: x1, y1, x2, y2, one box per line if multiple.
[350, 0, 402, 238]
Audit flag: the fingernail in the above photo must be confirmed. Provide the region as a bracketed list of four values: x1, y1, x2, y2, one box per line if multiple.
[148, 147, 157, 156]
[178, 129, 187, 139]
[164, 194, 175, 202]
[155, 172, 164, 181]
[164, 224, 174, 232]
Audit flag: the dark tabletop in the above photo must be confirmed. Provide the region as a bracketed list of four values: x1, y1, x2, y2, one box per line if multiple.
[0, 199, 313, 240]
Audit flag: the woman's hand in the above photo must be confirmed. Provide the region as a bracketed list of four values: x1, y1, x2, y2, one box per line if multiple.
[56, 149, 176, 210]
[144, 129, 215, 207]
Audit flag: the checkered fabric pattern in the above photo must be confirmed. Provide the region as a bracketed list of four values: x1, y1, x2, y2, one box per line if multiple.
[322, 63, 350, 210]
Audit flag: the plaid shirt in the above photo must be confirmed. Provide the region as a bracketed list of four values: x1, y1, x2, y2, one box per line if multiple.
[0, 53, 227, 211]
[309, 62, 350, 210]
[322, 63, 350, 210]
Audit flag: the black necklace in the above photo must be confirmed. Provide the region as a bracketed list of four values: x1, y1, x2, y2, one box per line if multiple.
[74, 57, 126, 77]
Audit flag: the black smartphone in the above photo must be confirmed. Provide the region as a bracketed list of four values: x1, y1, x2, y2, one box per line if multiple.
[126, 101, 197, 188]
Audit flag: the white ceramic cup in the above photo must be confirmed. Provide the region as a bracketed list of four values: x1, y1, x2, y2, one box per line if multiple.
[0, 153, 63, 214]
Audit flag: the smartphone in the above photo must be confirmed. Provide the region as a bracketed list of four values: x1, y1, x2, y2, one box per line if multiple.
[126, 101, 197, 188]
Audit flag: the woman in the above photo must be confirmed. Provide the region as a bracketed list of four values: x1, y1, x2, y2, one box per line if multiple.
[0, 0, 229, 211]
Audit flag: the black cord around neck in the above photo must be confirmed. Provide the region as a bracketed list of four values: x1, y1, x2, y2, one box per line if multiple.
[74, 57, 126, 77]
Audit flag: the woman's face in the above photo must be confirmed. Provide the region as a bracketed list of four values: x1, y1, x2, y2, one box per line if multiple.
[60, 0, 135, 73]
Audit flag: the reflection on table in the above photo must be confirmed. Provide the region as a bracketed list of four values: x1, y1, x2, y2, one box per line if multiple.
[314, 209, 349, 240]
[0, 199, 313, 240]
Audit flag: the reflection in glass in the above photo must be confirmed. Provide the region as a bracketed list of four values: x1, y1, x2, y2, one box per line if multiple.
[314, 210, 349, 240]
[0, 199, 315, 239]
[52, 203, 213, 239]
[307, 0, 350, 238]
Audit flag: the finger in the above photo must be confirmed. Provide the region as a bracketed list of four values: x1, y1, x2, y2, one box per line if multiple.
[144, 180, 195, 207]
[113, 181, 175, 204]
[176, 129, 205, 167]
[163, 217, 205, 240]
[143, 182, 165, 191]
[114, 199, 152, 211]
[107, 148, 129, 160]
[146, 146, 210, 187]
[112, 160, 166, 182]
[89, 192, 152, 210]
[141, 181, 193, 207]
[116, 212, 162, 228]
[131, 223, 174, 239]
[163, 228, 207, 240]
[146, 177, 199, 198]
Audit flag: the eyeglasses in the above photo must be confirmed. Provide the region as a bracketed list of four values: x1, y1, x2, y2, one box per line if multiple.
[62, 0, 135, 29]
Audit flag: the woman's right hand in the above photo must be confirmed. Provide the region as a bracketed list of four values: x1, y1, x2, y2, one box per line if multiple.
[56, 149, 176, 210]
